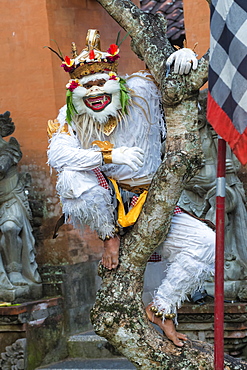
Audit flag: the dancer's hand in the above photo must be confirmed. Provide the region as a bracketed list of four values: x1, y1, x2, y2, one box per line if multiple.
[112, 146, 144, 171]
[166, 48, 198, 75]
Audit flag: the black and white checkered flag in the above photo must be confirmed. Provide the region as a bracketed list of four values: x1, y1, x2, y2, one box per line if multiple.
[207, 0, 247, 165]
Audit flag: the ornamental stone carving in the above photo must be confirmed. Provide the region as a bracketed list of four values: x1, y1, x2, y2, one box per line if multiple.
[179, 90, 247, 300]
[0, 111, 42, 302]
[0, 338, 26, 370]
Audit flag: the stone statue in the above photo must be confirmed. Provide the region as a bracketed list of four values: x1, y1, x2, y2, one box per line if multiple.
[0, 111, 42, 302]
[178, 90, 247, 300]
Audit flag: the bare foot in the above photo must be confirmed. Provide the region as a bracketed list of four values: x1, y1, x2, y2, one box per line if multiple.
[146, 303, 187, 347]
[101, 235, 120, 270]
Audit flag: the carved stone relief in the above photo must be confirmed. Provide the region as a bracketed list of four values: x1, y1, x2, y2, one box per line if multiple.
[0, 112, 42, 302]
[0, 338, 26, 370]
[178, 90, 247, 300]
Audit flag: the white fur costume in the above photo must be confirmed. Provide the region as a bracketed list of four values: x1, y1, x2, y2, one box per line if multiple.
[48, 70, 215, 318]
[151, 212, 214, 320]
[48, 71, 165, 238]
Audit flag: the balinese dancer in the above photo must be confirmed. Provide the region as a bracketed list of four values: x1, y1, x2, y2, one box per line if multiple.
[47, 30, 215, 347]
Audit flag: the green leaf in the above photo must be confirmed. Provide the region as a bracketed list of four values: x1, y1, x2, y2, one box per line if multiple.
[116, 31, 121, 47]
[118, 31, 131, 47]
[66, 90, 78, 125]
[119, 78, 130, 114]
[50, 39, 64, 59]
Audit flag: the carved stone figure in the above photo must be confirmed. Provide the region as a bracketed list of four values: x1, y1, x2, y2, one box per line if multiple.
[0, 338, 26, 370]
[178, 90, 247, 300]
[0, 111, 42, 302]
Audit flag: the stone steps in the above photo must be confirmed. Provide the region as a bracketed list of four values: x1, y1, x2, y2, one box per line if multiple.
[67, 331, 119, 359]
[37, 357, 135, 369]
[37, 331, 135, 370]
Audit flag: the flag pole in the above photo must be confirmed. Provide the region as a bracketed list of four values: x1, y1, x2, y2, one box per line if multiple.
[214, 136, 226, 370]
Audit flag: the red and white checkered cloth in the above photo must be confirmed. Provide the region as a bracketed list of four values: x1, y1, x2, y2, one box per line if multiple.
[148, 206, 183, 262]
[130, 195, 139, 207]
[173, 205, 182, 215]
[148, 252, 162, 262]
[92, 167, 109, 189]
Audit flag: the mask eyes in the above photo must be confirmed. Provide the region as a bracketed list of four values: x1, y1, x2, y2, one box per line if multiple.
[83, 83, 93, 89]
[83, 79, 106, 89]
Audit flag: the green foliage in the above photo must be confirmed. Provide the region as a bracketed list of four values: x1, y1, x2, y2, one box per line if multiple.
[119, 78, 130, 115]
[66, 90, 78, 125]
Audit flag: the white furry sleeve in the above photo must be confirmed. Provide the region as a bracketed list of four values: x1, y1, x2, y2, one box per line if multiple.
[47, 133, 102, 171]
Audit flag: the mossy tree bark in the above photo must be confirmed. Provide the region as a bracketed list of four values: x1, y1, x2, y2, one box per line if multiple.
[90, 0, 247, 368]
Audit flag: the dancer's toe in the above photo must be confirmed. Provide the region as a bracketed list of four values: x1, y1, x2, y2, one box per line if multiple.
[177, 332, 187, 341]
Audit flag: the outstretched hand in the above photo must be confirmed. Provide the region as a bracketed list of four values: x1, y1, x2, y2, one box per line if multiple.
[112, 146, 144, 171]
[166, 48, 198, 75]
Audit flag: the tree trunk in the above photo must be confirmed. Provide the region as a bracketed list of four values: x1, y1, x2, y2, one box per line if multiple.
[90, 0, 247, 368]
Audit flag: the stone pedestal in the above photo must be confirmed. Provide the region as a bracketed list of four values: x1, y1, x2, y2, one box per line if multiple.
[0, 297, 66, 370]
[205, 280, 247, 301]
[0, 282, 43, 303]
[177, 301, 247, 359]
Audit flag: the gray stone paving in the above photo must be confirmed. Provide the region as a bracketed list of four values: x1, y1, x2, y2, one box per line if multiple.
[36, 331, 136, 369]
[36, 357, 136, 369]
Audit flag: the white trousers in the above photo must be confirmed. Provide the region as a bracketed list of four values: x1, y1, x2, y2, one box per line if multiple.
[148, 212, 215, 318]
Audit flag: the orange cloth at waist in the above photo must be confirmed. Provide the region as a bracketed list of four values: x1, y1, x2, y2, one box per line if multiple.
[108, 178, 148, 228]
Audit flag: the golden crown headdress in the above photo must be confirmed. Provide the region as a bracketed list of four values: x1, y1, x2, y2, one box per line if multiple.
[60, 29, 119, 79]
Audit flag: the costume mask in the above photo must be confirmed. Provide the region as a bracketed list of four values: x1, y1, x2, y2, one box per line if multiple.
[48, 29, 129, 125]
[72, 73, 121, 124]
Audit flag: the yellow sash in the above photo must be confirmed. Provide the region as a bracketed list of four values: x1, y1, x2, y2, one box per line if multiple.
[109, 178, 148, 228]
